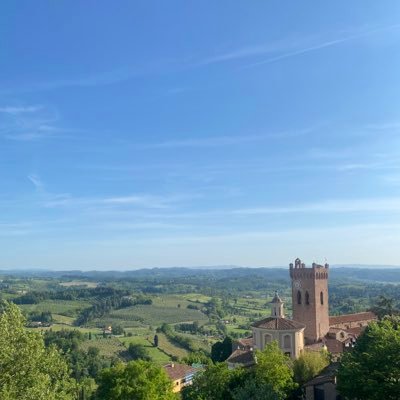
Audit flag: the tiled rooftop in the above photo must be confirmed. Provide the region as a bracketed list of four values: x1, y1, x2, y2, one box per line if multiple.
[329, 311, 377, 325]
[252, 317, 305, 330]
[163, 363, 198, 381]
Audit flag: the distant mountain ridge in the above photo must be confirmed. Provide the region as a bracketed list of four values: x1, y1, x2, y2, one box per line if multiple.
[1, 265, 400, 283]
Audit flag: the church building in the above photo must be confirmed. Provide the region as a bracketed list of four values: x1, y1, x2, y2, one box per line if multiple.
[226, 258, 377, 368]
[251, 292, 305, 359]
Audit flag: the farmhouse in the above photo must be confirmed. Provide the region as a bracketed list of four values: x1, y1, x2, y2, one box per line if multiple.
[163, 363, 201, 393]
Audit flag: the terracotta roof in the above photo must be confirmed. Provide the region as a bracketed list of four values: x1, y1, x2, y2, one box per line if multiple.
[345, 326, 365, 336]
[163, 364, 198, 381]
[252, 317, 305, 330]
[304, 363, 339, 387]
[304, 342, 327, 352]
[329, 311, 377, 326]
[324, 338, 344, 354]
[237, 337, 254, 347]
[226, 349, 255, 365]
[328, 327, 344, 333]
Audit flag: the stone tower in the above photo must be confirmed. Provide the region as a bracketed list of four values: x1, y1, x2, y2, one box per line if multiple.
[270, 291, 284, 318]
[289, 258, 329, 343]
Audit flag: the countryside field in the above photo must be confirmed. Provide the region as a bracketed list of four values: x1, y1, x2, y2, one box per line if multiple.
[1, 267, 387, 369]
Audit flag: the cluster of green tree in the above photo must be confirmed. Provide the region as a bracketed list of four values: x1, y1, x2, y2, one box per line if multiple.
[127, 343, 151, 361]
[71, 268, 290, 298]
[0, 301, 78, 399]
[13, 287, 131, 304]
[370, 295, 399, 319]
[75, 295, 152, 326]
[184, 344, 330, 400]
[211, 337, 233, 363]
[110, 324, 125, 335]
[183, 342, 300, 400]
[158, 323, 199, 353]
[329, 283, 400, 315]
[175, 321, 203, 334]
[26, 310, 53, 323]
[44, 329, 111, 382]
[337, 316, 400, 400]
[0, 302, 176, 399]
[94, 360, 176, 400]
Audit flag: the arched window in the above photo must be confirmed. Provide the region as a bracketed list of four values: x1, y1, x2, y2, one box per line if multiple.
[283, 334, 291, 348]
[305, 291, 310, 305]
[264, 334, 272, 345]
[297, 290, 302, 305]
[320, 291, 324, 305]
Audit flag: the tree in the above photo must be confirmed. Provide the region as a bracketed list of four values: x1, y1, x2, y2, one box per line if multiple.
[95, 360, 176, 400]
[254, 341, 297, 399]
[181, 363, 245, 400]
[111, 324, 124, 335]
[211, 336, 232, 363]
[371, 295, 398, 319]
[337, 317, 400, 400]
[0, 301, 77, 400]
[293, 350, 330, 385]
[231, 378, 281, 400]
[128, 343, 151, 361]
[182, 350, 212, 366]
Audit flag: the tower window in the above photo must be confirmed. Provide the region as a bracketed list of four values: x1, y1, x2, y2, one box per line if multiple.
[305, 291, 310, 305]
[320, 291, 324, 305]
[297, 290, 302, 305]
[283, 334, 291, 348]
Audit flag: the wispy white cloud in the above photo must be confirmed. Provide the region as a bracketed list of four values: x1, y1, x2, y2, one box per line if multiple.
[0, 105, 43, 114]
[40, 191, 191, 210]
[4, 23, 399, 97]
[243, 23, 400, 69]
[28, 174, 45, 191]
[0, 61, 177, 94]
[232, 197, 400, 216]
[139, 127, 314, 149]
[197, 42, 292, 66]
[0, 104, 61, 141]
[365, 121, 400, 131]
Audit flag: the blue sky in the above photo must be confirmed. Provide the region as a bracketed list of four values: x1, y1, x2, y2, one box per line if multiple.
[1, 1, 400, 269]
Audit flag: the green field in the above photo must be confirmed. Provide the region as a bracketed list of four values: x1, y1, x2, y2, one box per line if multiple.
[19, 299, 91, 316]
[80, 337, 127, 359]
[107, 304, 208, 326]
[2, 266, 395, 372]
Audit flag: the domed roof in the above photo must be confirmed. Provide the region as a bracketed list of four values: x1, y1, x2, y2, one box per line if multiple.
[251, 317, 305, 331]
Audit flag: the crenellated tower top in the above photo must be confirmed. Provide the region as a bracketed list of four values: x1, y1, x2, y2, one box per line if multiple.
[289, 258, 329, 280]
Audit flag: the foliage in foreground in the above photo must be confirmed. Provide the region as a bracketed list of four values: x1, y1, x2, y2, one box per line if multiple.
[0, 301, 77, 400]
[182, 341, 296, 400]
[337, 316, 400, 400]
[95, 360, 176, 400]
[293, 350, 330, 385]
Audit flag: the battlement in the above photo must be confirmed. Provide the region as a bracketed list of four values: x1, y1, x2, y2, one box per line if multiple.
[289, 258, 329, 280]
[289, 258, 329, 269]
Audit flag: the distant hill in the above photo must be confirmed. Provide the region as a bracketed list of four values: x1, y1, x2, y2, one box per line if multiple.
[1, 265, 400, 283]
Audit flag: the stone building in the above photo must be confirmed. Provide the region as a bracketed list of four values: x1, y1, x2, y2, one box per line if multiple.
[251, 292, 305, 359]
[290, 258, 330, 343]
[227, 258, 377, 369]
